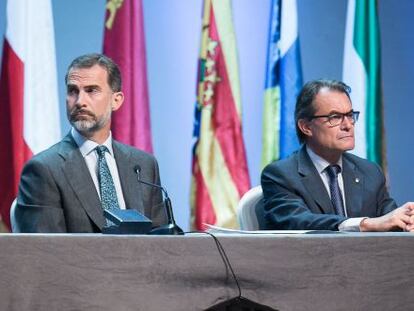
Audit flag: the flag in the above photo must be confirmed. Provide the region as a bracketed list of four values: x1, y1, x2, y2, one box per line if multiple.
[261, 0, 303, 167]
[343, 0, 385, 167]
[103, 0, 153, 153]
[0, 0, 60, 230]
[190, 0, 251, 230]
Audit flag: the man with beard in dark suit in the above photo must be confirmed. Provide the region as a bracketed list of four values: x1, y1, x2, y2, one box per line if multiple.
[15, 53, 166, 232]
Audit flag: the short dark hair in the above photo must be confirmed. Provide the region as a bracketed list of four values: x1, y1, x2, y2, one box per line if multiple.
[295, 79, 351, 143]
[65, 53, 122, 92]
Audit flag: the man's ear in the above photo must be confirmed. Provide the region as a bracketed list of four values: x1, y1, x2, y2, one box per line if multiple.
[111, 91, 124, 111]
[297, 119, 312, 138]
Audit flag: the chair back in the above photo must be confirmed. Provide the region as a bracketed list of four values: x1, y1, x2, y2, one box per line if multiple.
[237, 186, 263, 230]
[10, 198, 19, 233]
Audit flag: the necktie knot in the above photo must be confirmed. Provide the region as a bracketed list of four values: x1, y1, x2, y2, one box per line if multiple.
[96, 145, 108, 158]
[326, 164, 341, 178]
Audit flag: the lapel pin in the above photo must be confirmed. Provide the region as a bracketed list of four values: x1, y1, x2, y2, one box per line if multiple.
[355, 177, 360, 183]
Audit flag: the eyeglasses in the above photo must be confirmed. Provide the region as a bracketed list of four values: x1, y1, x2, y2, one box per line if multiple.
[309, 110, 360, 127]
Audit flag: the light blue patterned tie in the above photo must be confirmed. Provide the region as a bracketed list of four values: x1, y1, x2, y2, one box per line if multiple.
[326, 165, 345, 216]
[96, 146, 120, 216]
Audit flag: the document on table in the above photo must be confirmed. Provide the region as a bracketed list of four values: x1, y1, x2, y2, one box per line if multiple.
[204, 224, 332, 234]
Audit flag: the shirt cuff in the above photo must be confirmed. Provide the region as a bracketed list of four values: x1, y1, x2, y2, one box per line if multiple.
[338, 217, 367, 232]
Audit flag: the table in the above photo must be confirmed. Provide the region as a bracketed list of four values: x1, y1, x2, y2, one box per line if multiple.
[0, 232, 413, 311]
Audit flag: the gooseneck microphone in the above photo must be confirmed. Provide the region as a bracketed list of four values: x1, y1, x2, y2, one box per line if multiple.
[134, 165, 183, 235]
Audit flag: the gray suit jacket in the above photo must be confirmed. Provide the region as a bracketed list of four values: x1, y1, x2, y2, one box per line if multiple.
[261, 145, 397, 230]
[15, 134, 166, 233]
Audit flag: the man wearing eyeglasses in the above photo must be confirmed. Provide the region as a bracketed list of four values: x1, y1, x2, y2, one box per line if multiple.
[261, 79, 414, 231]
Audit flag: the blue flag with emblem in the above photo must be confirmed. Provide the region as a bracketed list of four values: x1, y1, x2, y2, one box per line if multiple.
[261, 0, 303, 167]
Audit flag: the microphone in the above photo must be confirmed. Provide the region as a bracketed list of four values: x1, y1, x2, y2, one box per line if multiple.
[134, 165, 183, 235]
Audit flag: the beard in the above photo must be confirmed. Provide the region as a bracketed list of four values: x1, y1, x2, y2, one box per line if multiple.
[68, 105, 112, 135]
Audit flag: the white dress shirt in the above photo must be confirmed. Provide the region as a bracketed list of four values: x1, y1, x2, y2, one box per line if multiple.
[71, 127, 126, 209]
[306, 146, 364, 231]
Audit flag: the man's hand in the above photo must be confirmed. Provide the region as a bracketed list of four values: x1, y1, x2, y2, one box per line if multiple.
[405, 203, 414, 232]
[360, 202, 414, 232]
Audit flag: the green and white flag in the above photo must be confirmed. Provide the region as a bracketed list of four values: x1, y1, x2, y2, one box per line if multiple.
[343, 0, 385, 168]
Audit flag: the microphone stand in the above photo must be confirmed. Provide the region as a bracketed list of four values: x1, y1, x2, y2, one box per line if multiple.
[148, 196, 183, 235]
[134, 168, 183, 235]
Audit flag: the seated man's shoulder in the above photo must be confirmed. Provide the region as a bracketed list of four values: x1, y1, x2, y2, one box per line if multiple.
[113, 141, 157, 163]
[25, 140, 65, 168]
[263, 150, 299, 174]
[343, 152, 383, 174]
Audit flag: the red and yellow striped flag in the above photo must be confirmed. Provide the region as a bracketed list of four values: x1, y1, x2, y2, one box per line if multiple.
[191, 0, 251, 230]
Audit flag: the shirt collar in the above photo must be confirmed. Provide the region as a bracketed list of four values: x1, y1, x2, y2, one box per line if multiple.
[305, 145, 343, 174]
[71, 127, 114, 157]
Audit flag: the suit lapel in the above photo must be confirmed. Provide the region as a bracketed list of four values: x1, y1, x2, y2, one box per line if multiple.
[58, 134, 106, 229]
[112, 141, 145, 213]
[298, 146, 335, 214]
[342, 154, 364, 217]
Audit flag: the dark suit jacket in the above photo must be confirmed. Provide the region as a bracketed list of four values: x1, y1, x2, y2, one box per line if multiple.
[15, 134, 167, 233]
[261, 145, 397, 230]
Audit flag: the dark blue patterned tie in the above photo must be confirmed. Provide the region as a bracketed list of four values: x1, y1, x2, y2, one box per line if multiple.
[326, 165, 345, 216]
[96, 146, 120, 215]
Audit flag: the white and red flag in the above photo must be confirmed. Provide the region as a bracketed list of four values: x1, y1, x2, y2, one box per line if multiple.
[0, 0, 61, 230]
